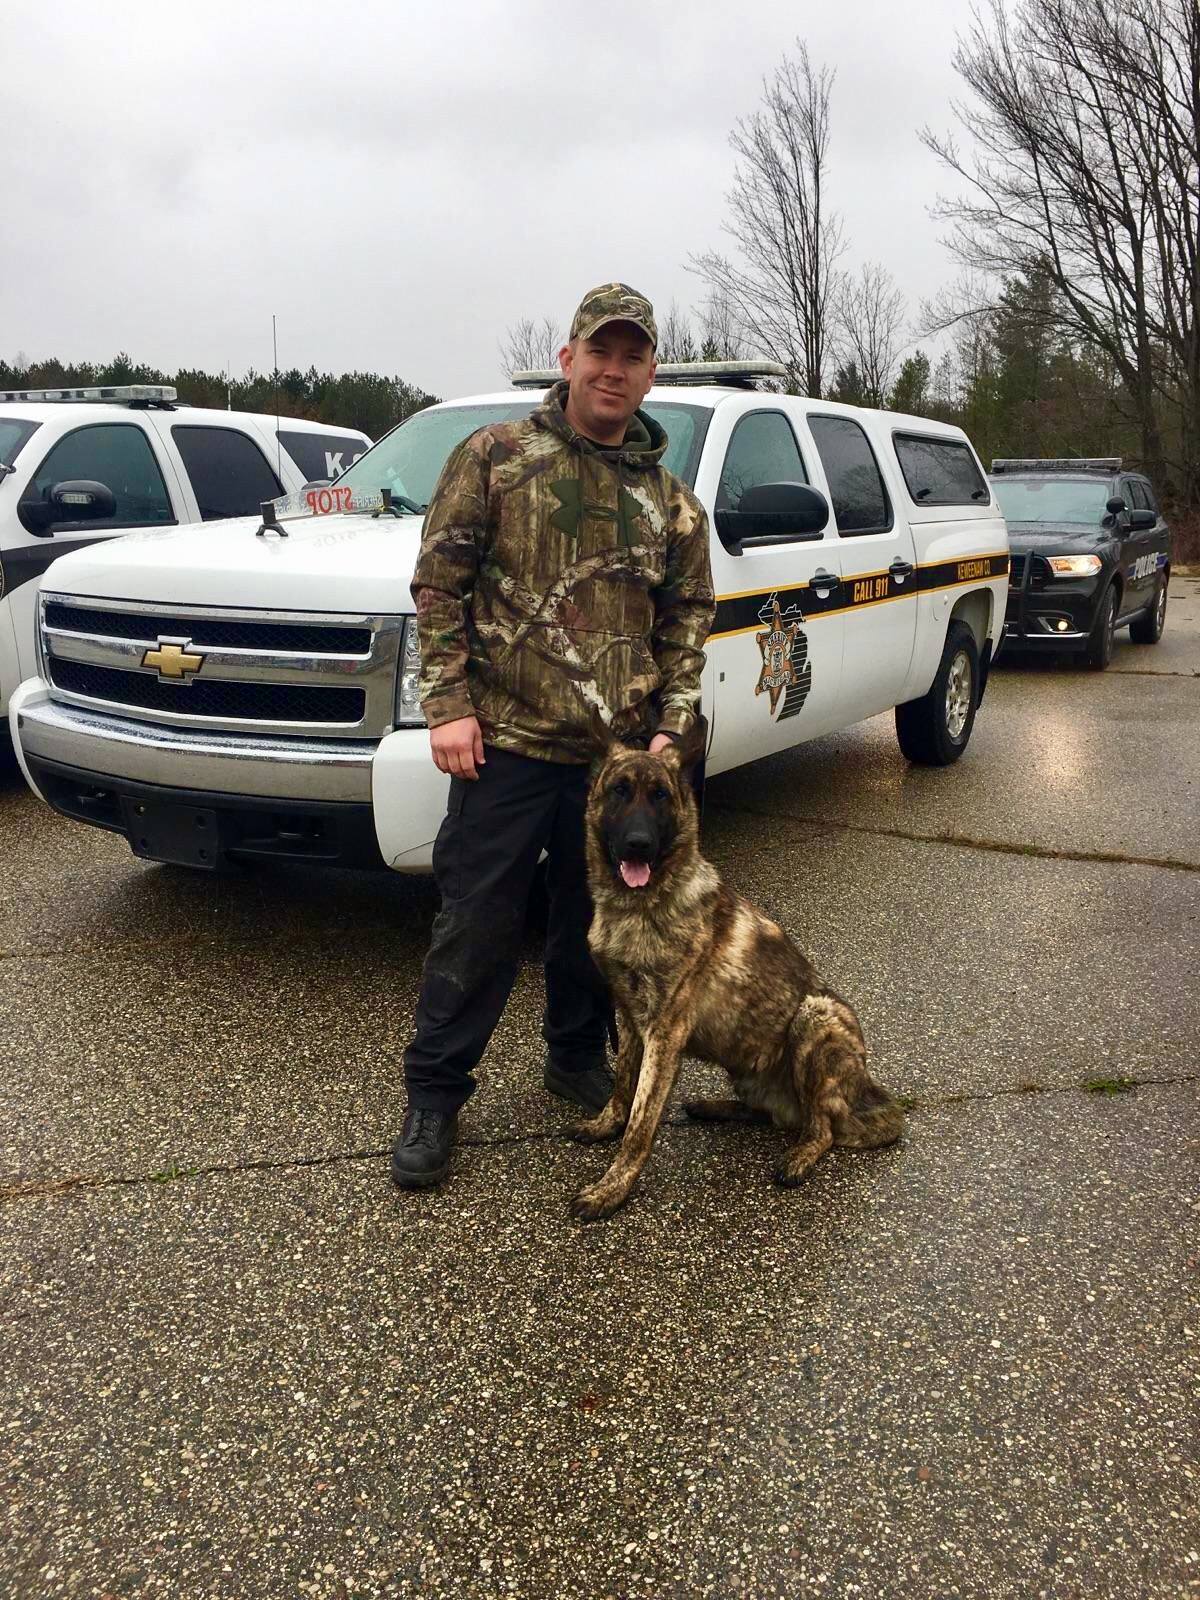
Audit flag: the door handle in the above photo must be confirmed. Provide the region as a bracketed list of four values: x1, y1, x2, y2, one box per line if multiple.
[889, 558, 915, 581]
[810, 568, 840, 598]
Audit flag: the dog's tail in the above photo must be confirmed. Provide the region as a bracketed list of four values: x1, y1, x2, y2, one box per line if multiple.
[839, 1078, 906, 1149]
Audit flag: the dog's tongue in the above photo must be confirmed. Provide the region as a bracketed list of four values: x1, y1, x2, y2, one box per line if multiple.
[619, 860, 652, 889]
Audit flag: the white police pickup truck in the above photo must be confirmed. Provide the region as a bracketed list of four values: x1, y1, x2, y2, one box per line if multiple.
[8, 363, 1008, 872]
[0, 383, 369, 725]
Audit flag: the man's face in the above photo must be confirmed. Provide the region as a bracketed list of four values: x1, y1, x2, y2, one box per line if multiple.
[559, 322, 657, 442]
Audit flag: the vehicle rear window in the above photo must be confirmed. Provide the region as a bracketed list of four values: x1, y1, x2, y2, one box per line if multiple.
[807, 415, 892, 534]
[172, 425, 284, 520]
[0, 418, 40, 466]
[277, 429, 367, 484]
[893, 433, 989, 507]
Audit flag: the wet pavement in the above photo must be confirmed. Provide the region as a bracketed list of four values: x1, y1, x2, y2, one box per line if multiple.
[2, 578, 1198, 1598]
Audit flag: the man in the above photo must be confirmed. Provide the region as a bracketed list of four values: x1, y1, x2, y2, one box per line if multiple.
[391, 282, 715, 1189]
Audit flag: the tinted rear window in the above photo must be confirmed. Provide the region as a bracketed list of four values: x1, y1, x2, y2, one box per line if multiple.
[172, 425, 284, 520]
[278, 429, 367, 483]
[893, 433, 989, 507]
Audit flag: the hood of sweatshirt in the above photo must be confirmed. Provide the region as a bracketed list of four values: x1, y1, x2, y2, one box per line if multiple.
[530, 380, 669, 470]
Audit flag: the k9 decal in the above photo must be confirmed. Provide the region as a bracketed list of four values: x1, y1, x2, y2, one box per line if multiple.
[1131, 552, 1161, 582]
[755, 595, 811, 721]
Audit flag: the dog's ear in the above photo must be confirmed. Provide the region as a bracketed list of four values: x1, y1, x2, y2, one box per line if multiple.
[658, 716, 707, 778]
[585, 708, 623, 774]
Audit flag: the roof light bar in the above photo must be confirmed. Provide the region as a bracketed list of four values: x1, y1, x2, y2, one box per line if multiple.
[991, 456, 1122, 474]
[510, 360, 787, 391]
[0, 383, 179, 405]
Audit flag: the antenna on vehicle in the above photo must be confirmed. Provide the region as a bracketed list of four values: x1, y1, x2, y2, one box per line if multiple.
[272, 314, 283, 481]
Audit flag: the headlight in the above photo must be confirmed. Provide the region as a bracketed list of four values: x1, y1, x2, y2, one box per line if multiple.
[394, 617, 424, 727]
[1045, 554, 1103, 577]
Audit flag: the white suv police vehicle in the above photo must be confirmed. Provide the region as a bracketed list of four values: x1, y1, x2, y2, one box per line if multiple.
[8, 363, 1008, 872]
[0, 383, 369, 726]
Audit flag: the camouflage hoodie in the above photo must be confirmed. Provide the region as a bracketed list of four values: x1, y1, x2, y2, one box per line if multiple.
[410, 380, 715, 764]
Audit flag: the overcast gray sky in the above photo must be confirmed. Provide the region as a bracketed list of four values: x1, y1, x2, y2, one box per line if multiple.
[3, 0, 973, 400]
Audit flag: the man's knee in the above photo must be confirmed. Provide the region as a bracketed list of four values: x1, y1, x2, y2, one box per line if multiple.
[424, 893, 525, 991]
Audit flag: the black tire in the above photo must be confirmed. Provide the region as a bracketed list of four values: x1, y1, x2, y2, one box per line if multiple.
[1084, 585, 1118, 670]
[895, 620, 979, 766]
[1129, 575, 1167, 645]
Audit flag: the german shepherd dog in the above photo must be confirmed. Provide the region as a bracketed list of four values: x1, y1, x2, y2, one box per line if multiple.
[570, 725, 904, 1220]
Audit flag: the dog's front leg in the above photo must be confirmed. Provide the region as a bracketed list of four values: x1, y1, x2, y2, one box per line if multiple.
[571, 1026, 684, 1221]
[569, 1007, 642, 1145]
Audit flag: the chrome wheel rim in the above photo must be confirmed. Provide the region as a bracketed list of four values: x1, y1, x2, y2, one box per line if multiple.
[1157, 582, 1167, 630]
[946, 651, 972, 740]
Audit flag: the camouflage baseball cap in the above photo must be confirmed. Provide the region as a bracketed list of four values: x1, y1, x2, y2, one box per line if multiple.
[569, 282, 657, 349]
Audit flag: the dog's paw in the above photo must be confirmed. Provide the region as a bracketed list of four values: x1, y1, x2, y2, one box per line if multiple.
[570, 1182, 626, 1222]
[773, 1160, 817, 1189]
[568, 1113, 622, 1144]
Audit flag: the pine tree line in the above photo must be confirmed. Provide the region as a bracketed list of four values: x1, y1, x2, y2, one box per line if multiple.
[1, 352, 438, 442]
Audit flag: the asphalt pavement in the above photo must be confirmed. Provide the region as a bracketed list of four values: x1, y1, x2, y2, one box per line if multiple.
[2, 578, 1198, 1599]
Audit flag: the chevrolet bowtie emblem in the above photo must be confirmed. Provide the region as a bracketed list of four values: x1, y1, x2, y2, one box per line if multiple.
[141, 639, 205, 680]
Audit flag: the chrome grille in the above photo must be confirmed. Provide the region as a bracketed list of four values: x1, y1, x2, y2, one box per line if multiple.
[41, 591, 403, 737]
[48, 660, 365, 725]
[43, 601, 371, 655]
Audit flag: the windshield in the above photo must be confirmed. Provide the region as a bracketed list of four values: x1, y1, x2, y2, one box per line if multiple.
[992, 477, 1111, 525]
[335, 398, 711, 508]
[0, 417, 41, 470]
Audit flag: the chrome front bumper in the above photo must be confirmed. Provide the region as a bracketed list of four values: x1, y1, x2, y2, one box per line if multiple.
[9, 679, 375, 803]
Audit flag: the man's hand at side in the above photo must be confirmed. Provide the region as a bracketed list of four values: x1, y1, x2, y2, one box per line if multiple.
[431, 716, 486, 780]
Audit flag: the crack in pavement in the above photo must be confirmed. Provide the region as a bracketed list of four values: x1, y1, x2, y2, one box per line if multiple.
[1110, 667, 1200, 678]
[709, 801, 1200, 874]
[2, 1072, 1195, 1207]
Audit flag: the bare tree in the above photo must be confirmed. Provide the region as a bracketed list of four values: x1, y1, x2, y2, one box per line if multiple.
[922, 0, 1200, 501]
[499, 316, 561, 378]
[657, 301, 699, 364]
[697, 290, 747, 362]
[690, 41, 845, 395]
[834, 263, 907, 406]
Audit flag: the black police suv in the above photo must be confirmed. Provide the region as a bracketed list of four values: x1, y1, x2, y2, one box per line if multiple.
[991, 457, 1172, 670]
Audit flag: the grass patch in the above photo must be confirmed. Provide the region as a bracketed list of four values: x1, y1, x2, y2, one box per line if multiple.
[1081, 1075, 1137, 1096]
[149, 1160, 198, 1182]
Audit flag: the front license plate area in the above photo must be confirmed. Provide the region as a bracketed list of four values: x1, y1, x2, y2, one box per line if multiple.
[121, 798, 220, 868]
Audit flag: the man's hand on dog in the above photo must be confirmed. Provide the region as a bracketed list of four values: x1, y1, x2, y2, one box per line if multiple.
[648, 733, 675, 755]
[430, 715, 486, 780]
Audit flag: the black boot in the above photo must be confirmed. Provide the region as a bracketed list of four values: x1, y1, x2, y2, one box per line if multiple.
[390, 1108, 457, 1190]
[543, 1058, 615, 1114]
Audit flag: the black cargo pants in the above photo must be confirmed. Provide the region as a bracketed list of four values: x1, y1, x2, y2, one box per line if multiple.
[402, 745, 611, 1113]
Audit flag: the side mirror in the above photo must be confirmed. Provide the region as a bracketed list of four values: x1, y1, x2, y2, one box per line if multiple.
[19, 480, 117, 536]
[715, 481, 830, 556]
[302, 478, 332, 492]
[1105, 496, 1126, 515]
[1128, 508, 1156, 531]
